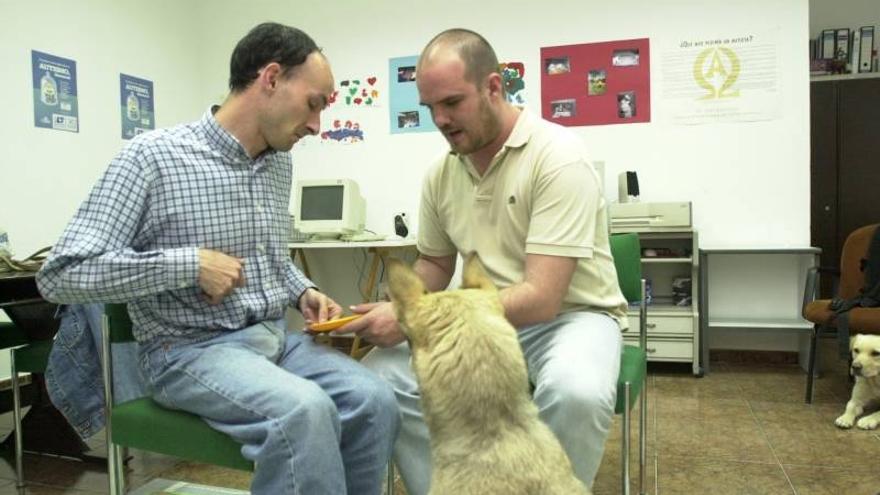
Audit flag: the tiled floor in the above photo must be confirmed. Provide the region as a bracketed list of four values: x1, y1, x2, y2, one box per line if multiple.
[0, 341, 878, 495]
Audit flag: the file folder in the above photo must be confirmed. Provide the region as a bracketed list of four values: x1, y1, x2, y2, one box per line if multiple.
[835, 28, 850, 60]
[859, 26, 875, 73]
[851, 29, 861, 73]
[822, 29, 836, 59]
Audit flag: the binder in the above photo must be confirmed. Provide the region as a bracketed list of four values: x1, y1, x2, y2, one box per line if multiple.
[859, 26, 875, 73]
[851, 29, 861, 73]
[835, 28, 850, 60]
[822, 29, 836, 59]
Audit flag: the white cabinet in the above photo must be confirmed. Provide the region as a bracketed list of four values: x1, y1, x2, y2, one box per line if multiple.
[614, 229, 702, 375]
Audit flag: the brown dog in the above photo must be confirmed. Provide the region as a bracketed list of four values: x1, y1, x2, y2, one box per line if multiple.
[387, 255, 590, 495]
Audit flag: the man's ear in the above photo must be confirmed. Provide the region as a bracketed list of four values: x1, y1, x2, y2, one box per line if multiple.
[462, 252, 496, 292]
[258, 62, 283, 91]
[387, 258, 426, 312]
[485, 72, 504, 100]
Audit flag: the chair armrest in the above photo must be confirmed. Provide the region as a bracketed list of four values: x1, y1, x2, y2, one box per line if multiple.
[801, 265, 842, 317]
[816, 265, 840, 276]
[802, 266, 819, 318]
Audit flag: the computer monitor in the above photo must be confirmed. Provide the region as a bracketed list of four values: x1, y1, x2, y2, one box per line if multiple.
[293, 178, 366, 239]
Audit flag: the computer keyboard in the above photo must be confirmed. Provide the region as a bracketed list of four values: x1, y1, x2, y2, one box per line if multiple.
[341, 232, 387, 242]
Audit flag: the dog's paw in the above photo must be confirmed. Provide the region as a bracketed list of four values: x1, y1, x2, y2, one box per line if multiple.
[856, 416, 879, 430]
[835, 414, 855, 428]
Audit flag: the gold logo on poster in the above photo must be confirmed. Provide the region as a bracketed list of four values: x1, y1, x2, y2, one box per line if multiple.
[693, 47, 740, 99]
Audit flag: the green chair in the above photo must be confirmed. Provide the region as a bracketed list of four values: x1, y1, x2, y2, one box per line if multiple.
[102, 304, 397, 494]
[609, 233, 648, 495]
[4, 321, 51, 489]
[101, 304, 253, 494]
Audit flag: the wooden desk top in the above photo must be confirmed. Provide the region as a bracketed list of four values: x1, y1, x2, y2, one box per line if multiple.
[289, 239, 417, 250]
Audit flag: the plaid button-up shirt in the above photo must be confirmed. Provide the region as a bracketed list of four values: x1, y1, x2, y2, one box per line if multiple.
[37, 108, 314, 343]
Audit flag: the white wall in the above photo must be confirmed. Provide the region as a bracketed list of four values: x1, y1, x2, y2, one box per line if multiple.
[0, 0, 206, 257]
[194, 0, 811, 250]
[0, 0, 207, 378]
[810, 0, 880, 38]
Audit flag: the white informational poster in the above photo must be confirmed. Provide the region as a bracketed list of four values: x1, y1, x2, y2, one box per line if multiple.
[661, 30, 780, 125]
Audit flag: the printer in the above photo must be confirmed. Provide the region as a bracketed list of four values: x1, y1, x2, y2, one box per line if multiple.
[609, 201, 692, 232]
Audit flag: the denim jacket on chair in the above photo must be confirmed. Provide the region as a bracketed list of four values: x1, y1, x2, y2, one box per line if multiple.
[44, 303, 148, 440]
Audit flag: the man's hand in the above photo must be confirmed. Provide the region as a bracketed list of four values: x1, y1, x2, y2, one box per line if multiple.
[340, 301, 406, 347]
[298, 288, 343, 324]
[198, 249, 245, 305]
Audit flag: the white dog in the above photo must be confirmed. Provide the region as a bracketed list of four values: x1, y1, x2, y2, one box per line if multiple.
[835, 334, 880, 430]
[387, 256, 590, 495]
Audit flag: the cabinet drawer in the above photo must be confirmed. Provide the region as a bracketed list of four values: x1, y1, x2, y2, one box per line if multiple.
[623, 337, 694, 360]
[626, 314, 694, 335]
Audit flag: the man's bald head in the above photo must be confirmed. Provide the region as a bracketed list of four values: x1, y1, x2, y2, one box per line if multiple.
[418, 29, 499, 87]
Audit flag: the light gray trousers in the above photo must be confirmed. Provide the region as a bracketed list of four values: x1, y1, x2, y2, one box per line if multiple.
[362, 311, 622, 495]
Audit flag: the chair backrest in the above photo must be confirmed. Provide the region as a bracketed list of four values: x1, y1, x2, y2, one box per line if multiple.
[839, 224, 880, 300]
[104, 303, 135, 343]
[609, 232, 643, 304]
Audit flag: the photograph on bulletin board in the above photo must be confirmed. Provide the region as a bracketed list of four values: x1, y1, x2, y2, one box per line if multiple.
[540, 38, 650, 126]
[388, 55, 437, 134]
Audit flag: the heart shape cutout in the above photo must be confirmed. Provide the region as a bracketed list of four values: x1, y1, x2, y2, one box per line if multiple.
[367, 77, 377, 85]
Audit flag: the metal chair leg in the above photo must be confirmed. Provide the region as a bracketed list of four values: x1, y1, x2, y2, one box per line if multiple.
[115, 444, 126, 494]
[622, 381, 631, 495]
[805, 325, 819, 404]
[107, 440, 119, 495]
[639, 375, 647, 495]
[10, 351, 24, 489]
[386, 461, 395, 495]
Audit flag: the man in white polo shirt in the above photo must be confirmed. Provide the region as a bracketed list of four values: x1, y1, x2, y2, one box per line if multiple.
[344, 28, 627, 494]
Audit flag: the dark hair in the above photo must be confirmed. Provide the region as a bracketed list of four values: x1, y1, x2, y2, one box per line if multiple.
[420, 28, 499, 86]
[228, 22, 320, 93]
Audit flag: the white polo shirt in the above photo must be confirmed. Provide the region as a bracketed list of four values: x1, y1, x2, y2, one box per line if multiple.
[418, 109, 628, 324]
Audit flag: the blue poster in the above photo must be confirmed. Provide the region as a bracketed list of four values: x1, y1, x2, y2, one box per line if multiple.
[31, 50, 78, 132]
[119, 74, 155, 139]
[388, 55, 437, 134]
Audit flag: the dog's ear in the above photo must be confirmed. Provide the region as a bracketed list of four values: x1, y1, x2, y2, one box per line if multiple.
[462, 253, 496, 292]
[387, 258, 426, 312]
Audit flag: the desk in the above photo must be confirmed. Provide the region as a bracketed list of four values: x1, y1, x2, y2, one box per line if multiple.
[0, 272, 94, 459]
[698, 247, 821, 374]
[289, 239, 418, 357]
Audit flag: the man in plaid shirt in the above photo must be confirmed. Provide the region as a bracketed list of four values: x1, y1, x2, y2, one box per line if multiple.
[37, 22, 399, 495]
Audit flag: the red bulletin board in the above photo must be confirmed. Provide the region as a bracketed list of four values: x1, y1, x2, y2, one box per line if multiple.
[541, 38, 650, 126]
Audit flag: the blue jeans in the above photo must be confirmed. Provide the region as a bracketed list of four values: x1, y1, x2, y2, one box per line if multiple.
[140, 320, 400, 495]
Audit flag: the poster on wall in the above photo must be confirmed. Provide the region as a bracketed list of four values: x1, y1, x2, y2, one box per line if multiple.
[333, 76, 381, 107]
[499, 61, 526, 106]
[660, 30, 780, 125]
[119, 74, 155, 139]
[319, 118, 365, 144]
[31, 50, 78, 132]
[388, 55, 437, 134]
[540, 38, 650, 126]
